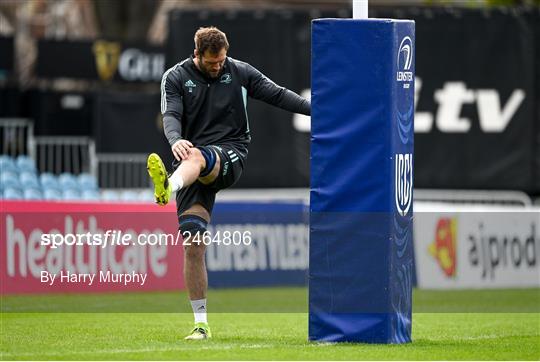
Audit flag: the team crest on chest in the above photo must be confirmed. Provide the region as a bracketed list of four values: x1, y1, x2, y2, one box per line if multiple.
[220, 73, 232, 84]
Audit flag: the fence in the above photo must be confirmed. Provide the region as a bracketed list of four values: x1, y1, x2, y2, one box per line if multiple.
[96, 153, 149, 188]
[0, 118, 35, 158]
[34, 136, 97, 176]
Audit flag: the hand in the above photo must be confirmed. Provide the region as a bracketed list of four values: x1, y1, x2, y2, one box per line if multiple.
[171, 139, 193, 161]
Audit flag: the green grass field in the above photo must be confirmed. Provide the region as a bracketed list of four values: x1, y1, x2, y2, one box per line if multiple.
[1, 288, 539, 360]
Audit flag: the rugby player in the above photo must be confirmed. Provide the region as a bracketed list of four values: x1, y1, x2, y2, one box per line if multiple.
[148, 26, 310, 340]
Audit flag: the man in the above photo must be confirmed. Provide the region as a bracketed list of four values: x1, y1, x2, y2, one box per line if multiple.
[148, 26, 310, 340]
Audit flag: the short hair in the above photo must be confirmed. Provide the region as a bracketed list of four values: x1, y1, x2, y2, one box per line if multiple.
[194, 27, 229, 55]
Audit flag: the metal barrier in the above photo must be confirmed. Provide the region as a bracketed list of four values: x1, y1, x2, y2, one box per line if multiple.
[96, 153, 149, 188]
[218, 188, 533, 207]
[34, 136, 97, 176]
[0, 118, 35, 158]
[414, 189, 532, 207]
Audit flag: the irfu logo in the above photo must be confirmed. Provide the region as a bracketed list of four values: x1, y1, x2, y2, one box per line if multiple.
[395, 153, 413, 216]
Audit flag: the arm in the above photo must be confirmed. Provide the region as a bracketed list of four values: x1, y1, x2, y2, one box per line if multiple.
[160, 69, 183, 146]
[244, 63, 311, 116]
[160, 69, 192, 160]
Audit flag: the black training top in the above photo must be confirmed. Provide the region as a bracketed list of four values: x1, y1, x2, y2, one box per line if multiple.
[160, 56, 311, 150]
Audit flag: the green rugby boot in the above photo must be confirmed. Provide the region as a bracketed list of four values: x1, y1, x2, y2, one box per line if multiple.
[147, 153, 171, 206]
[184, 322, 212, 340]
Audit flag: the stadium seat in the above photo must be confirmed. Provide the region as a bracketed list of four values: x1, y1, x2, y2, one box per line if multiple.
[59, 173, 79, 190]
[40, 173, 60, 190]
[24, 188, 43, 200]
[3, 187, 24, 200]
[1, 171, 22, 190]
[19, 172, 41, 190]
[1, 169, 16, 178]
[43, 188, 62, 200]
[63, 189, 81, 200]
[81, 189, 100, 201]
[0, 154, 11, 164]
[120, 190, 140, 202]
[0, 155, 17, 173]
[101, 190, 121, 201]
[139, 189, 155, 202]
[16, 155, 37, 173]
[1, 169, 17, 178]
[78, 173, 98, 190]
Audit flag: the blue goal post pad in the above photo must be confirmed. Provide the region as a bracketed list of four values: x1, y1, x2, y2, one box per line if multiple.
[309, 18, 415, 343]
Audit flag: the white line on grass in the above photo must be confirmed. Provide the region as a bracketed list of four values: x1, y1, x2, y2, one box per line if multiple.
[2, 343, 279, 358]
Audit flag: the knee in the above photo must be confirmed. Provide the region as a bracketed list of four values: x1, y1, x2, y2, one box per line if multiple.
[179, 213, 208, 259]
[186, 148, 206, 170]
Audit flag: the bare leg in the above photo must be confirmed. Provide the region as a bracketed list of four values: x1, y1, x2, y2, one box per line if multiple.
[176, 149, 221, 333]
[171, 148, 221, 190]
[172, 150, 205, 189]
[183, 204, 210, 300]
[182, 205, 213, 339]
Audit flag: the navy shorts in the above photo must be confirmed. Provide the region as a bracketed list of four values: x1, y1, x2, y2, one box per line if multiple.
[172, 143, 247, 218]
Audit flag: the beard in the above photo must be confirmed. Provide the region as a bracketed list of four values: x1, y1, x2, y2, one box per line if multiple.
[198, 57, 221, 79]
[203, 68, 220, 79]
